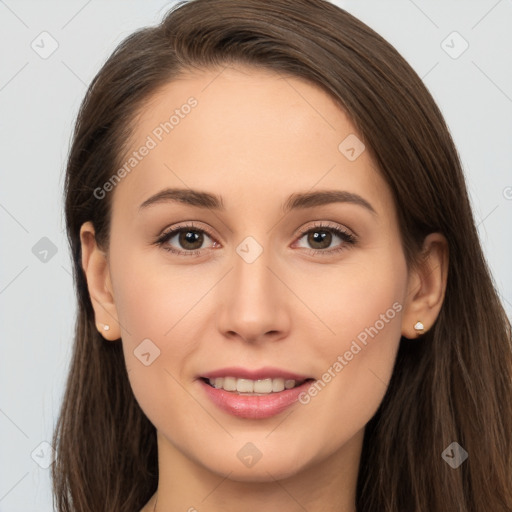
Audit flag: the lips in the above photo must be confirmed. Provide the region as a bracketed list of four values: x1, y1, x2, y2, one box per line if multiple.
[198, 378, 315, 419]
[197, 366, 316, 419]
[200, 366, 312, 382]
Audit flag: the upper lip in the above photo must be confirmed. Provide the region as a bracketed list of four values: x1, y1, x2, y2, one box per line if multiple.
[200, 366, 313, 381]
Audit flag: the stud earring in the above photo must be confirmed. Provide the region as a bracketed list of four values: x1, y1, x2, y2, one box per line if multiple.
[99, 323, 110, 332]
[413, 321, 425, 336]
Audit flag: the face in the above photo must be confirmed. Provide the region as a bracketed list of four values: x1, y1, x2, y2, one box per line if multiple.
[100, 66, 410, 482]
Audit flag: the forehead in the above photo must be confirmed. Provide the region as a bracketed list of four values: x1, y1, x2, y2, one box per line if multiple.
[111, 65, 393, 220]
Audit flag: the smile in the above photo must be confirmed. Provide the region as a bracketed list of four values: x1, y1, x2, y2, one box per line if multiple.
[198, 377, 316, 419]
[203, 376, 310, 394]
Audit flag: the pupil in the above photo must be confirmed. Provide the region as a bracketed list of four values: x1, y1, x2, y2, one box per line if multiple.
[181, 230, 202, 249]
[309, 231, 330, 249]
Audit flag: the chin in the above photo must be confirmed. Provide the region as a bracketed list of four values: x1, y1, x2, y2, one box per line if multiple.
[200, 451, 310, 483]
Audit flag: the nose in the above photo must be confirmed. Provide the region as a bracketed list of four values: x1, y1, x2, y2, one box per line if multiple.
[215, 241, 291, 344]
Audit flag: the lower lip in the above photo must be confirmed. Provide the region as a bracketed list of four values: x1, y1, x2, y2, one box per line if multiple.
[199, 378, 314, 419]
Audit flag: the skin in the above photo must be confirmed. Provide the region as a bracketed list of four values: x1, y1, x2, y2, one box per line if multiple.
[80, 65, 448, 512]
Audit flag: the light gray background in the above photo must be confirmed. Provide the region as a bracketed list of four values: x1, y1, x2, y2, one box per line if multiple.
[1, 1, 511, 510]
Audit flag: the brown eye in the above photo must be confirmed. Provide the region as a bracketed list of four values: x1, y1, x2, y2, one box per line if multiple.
[177, 229, 205, 250]
[155, 223, 217, 256]
[306, 230, 333, 250]
[295, 223, 357, 256]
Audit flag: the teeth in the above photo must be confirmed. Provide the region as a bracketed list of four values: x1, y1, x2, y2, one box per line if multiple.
[207, 376, 304, 394]
[237, 379, 255, 393]
[284, 379, 295, 389]
[221, 376, 236, 391]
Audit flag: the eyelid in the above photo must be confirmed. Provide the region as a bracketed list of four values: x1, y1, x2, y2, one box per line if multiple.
[158, 221, 216, 239]
[155, 220, 357, 256]
[295, 220, 354, 238]
[156, 221, 219, 248]
[292, 221, 357, 255]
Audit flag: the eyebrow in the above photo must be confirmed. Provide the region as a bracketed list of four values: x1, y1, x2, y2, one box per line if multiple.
[138, 187, 377, 216]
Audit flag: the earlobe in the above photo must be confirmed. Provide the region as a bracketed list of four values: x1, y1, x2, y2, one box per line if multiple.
[79, 221, 121, 341]
[401, 233, 449, 340]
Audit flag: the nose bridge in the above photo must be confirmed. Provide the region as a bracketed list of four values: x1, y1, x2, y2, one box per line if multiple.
[232, 234, 277, 310]
[235, 237, 272, 294]
[216, 233, 290, 341]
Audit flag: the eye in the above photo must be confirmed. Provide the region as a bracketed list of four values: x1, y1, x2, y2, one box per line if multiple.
[155, 222, 218, 257]
[154, 221, 357, 257]
[294, 222, 357, 256]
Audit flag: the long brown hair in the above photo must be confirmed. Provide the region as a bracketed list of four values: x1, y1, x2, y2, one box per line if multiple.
[53, 0, 512, 510]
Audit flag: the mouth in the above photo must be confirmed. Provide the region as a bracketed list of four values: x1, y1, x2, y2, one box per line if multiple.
[200, 376, 315, 395]
[198, 375, 316, 419]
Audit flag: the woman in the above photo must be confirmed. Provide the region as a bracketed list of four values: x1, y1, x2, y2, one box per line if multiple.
[52, 0, 512, 510]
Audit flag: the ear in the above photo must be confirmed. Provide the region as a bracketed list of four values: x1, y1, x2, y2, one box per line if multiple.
[80, 221, 121, 341]
[401, 232, 449, 339]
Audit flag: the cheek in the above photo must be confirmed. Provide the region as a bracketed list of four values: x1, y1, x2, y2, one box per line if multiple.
[115, 271, 201, 435]
[110, 244, 203, 345]
[292, 252, 406, 441]
[293, 250, 406, 357]
[107, 248, 187, 403]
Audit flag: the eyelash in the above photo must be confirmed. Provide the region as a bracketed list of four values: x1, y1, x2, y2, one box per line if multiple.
[154, 221, 357, 258]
